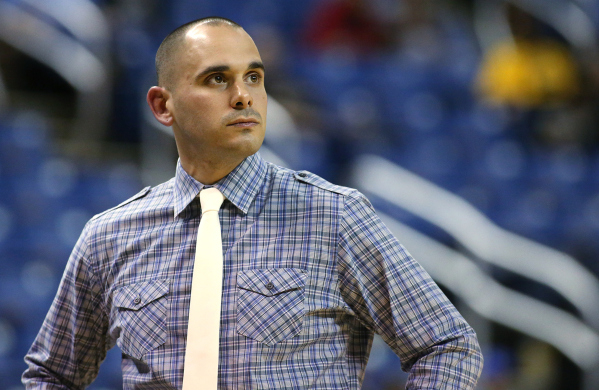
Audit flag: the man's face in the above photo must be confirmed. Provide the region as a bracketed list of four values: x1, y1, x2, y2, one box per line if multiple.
[165, 25, 267, 163]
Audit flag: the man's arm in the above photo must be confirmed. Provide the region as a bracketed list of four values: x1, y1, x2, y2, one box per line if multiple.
[22, 223, 109, 389]
[336, 191, 483, 389]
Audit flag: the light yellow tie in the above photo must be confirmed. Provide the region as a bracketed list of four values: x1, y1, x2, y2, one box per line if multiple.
[183, 187, 225, 390]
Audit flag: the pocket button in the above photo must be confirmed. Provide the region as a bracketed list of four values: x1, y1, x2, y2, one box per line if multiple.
[133, 296, 141, 305]
[266, 282, 274, 290]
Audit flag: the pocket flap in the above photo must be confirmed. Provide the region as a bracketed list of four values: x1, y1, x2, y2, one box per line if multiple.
[114, 280, 169, 310]
[238, 268, 307, 297]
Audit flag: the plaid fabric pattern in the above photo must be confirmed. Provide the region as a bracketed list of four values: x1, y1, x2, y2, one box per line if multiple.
[23, 152, 483, 389]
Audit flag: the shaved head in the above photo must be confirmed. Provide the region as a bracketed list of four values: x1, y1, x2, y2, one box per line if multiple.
[155, 17, 243, 89]
[146, 18, 267, 184]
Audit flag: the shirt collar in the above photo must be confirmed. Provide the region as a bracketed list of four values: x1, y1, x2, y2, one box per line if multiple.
[173, 152, 268, 218]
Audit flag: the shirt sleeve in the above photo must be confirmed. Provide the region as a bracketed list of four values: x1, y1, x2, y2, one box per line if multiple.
[22, 222, 109, 389]
[336, 191, 483, 389]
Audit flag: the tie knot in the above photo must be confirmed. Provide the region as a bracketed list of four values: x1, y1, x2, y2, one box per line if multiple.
[199, 187, 225, 214]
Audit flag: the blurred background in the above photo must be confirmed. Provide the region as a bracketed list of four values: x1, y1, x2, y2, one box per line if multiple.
[2, 0, 599, 388]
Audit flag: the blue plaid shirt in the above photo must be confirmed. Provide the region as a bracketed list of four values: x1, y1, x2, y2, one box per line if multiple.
[23, 152, 482, 389]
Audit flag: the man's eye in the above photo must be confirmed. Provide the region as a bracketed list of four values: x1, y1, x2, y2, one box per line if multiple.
[247, 74, 260, 83]
[207, 74, 225, 84]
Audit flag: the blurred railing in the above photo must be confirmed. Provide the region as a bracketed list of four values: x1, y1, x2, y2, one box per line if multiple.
[0, 0, 111, 142]
[378, 212, 599, 369]
[474, 0, 599, 56]
[352, 154, 599, 390]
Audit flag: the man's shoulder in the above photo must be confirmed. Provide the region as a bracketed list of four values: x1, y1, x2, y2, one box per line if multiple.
[88, 179, 174, 227]
[292, 170, 356, 196]
[273, 165, 376, 212]
[271, 165, 356, 197]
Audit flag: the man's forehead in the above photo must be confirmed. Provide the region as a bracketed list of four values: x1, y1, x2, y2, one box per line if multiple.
[184, 24, 251, 48]
[180, 24, 261, 67]
[185, 23, 213, 42]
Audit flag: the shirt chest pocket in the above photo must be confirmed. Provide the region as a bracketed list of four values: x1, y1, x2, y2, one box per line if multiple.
[113, 280, 169, 360]
[236, 268, 307, 346]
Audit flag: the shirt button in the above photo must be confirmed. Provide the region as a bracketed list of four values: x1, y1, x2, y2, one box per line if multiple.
[298, 172, 307, 178]
[266, 282, 274, 290]
[134, 296, 141, 305]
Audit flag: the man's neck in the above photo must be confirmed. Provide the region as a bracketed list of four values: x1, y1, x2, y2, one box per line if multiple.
[179, 154, 246, 185]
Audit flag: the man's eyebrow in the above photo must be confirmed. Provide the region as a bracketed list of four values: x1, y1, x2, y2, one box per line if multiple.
[196, 65, 230, 79]
[248, 61, 265, 71]
[195, 62, 264, 80]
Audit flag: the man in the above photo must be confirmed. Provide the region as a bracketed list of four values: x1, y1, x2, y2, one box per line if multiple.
[23, 17, 483, 389]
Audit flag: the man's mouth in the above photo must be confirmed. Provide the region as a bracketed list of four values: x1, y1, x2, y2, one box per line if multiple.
[227, 118, 259, 127]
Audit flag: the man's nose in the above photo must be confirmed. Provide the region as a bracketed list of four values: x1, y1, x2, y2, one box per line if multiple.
[230, 81, 253, 109]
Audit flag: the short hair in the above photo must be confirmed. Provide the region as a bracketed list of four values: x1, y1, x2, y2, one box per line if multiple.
[155, 17, 243, 88]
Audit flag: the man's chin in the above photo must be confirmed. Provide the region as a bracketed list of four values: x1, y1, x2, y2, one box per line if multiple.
[225, 139, 264, 160]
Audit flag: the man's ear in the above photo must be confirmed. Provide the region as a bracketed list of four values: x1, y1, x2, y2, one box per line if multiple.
[147, 86, 174, 127]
